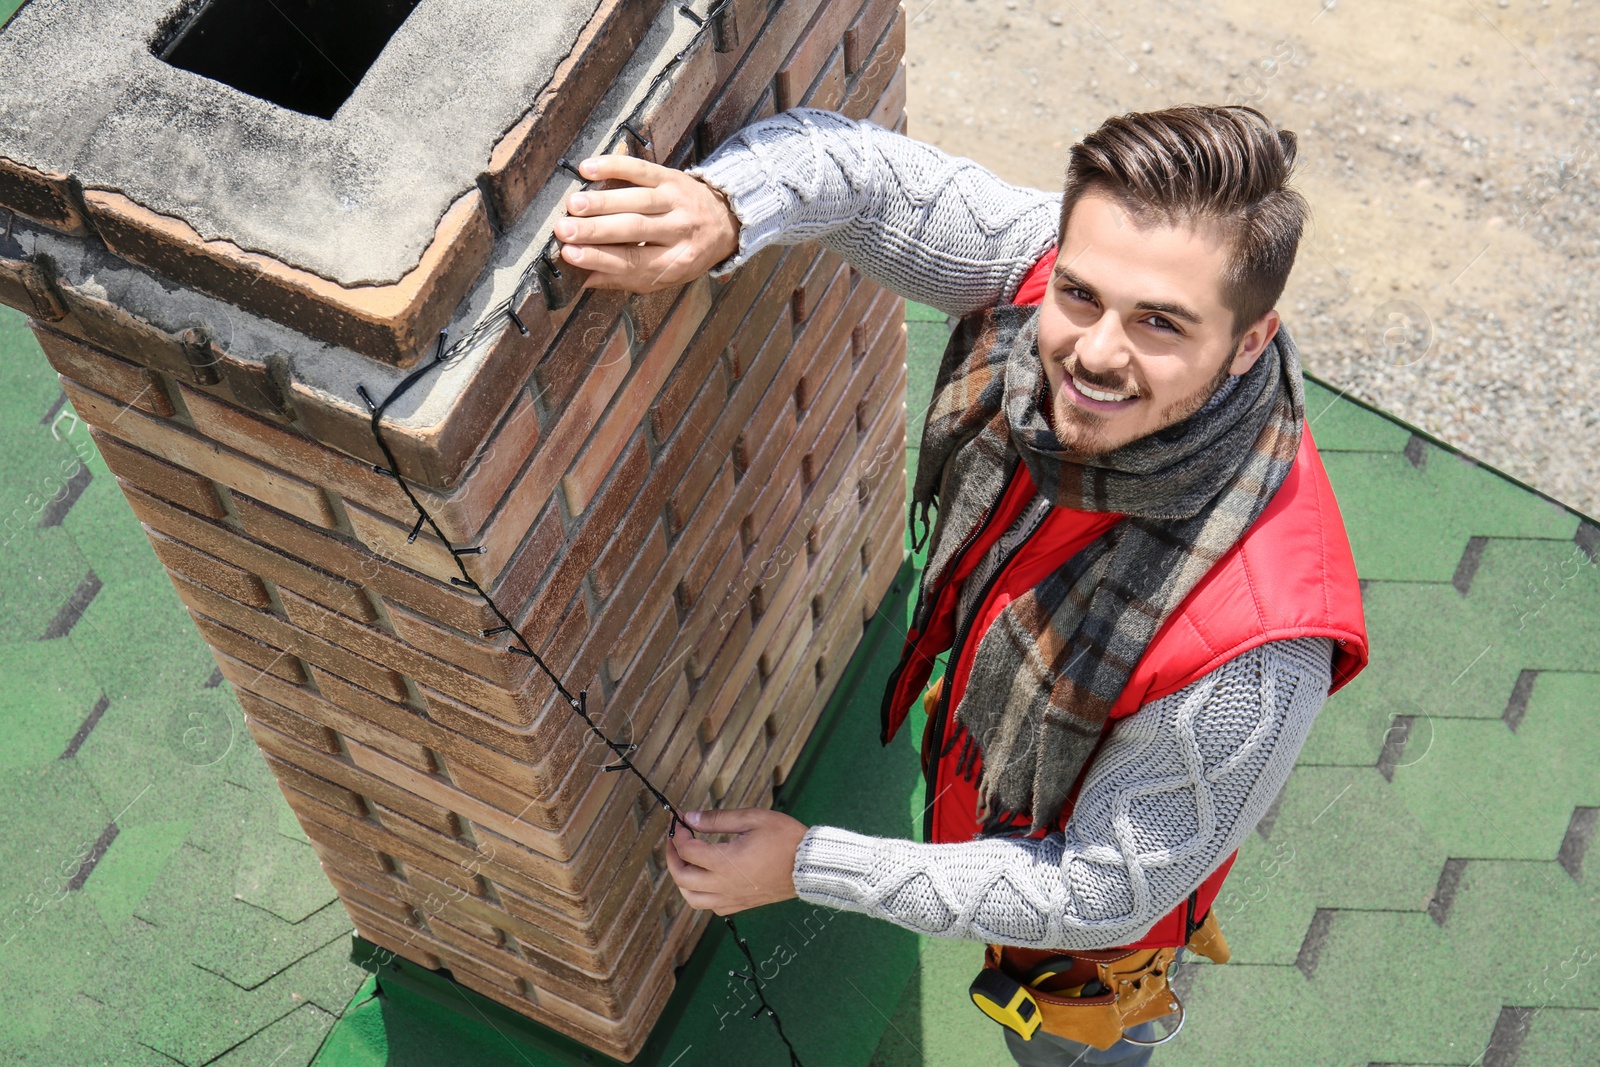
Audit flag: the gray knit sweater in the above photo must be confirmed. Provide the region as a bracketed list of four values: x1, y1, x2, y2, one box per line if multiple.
[691, 109, 1336, 950]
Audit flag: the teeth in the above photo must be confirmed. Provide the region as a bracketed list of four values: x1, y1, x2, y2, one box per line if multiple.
[1073, 376, 1134, 403]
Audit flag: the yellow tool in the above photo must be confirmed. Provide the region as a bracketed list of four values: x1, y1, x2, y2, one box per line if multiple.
[968, 969, 1043, 1040]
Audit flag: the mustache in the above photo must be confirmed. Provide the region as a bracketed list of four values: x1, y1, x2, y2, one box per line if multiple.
[1058, 357, 1138, 397]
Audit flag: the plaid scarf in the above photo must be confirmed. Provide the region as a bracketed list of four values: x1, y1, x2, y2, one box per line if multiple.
[911, 304, 1305, 832]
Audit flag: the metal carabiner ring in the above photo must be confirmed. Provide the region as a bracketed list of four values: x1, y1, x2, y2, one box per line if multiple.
[1119, 998, 1186, 1047]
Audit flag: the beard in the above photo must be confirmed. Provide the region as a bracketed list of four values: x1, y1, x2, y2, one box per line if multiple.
[1047, 338, 1241, 457]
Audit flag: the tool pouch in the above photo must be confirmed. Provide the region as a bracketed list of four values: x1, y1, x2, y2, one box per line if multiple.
[980, 908, 1231, 1050]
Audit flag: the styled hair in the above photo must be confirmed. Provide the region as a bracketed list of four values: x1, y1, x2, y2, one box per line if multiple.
[1058, 105, 1308, 337]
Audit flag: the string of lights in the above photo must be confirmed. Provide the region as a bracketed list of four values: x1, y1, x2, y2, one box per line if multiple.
[352, 4, 805, 1060]
[727, 916, 805, 1067]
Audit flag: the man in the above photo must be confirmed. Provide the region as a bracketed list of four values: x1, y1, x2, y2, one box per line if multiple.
[554, 106, 1369, 1064]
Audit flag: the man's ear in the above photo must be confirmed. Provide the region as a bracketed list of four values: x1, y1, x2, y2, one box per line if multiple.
[1227, 309, 1281, 375]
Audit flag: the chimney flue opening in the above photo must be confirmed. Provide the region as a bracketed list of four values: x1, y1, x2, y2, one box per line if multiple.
[155, 0, 423, 119]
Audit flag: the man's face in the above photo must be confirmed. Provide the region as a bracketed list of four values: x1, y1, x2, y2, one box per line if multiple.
[1035, 191, 1281, 455]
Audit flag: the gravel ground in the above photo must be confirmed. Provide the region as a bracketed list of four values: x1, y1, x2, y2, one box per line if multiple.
[904, 0, 1600, 517]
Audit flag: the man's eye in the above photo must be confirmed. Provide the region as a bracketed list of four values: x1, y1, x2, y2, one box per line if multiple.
[1145, 315, 1178, 333]
[1063, 287, 1093, 303]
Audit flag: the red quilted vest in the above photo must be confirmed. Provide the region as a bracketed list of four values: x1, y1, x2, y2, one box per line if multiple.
[881, 251, 1370, 949]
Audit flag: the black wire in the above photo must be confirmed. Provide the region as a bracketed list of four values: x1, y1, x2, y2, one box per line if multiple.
[357, 347, 690, 839]
[353, 6, 802, 1060]
[726, 917, 805, 1067]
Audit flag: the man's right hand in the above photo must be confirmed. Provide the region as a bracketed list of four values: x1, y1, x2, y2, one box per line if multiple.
[554, 155, 740, 293]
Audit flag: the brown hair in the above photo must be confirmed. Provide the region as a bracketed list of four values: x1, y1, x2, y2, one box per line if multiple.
[1058, 105, 1308, 338]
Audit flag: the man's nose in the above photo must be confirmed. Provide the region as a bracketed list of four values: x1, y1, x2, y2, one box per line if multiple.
[1074, 311, 1132, 374]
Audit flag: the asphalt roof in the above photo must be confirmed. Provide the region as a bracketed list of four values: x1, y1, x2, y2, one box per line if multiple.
[1, 294, 1596, 1065]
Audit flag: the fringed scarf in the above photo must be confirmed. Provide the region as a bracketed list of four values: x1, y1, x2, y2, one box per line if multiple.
[910, 304, 1304, 831]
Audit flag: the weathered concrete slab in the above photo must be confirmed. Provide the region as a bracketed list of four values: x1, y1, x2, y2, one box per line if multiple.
[0, 0, 602, 283]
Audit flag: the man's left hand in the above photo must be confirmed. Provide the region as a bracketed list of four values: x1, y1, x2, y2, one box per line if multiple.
[665, 808, 809, 915]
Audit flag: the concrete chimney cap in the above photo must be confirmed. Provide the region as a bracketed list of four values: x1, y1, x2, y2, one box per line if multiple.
[0, 0, 603, 286]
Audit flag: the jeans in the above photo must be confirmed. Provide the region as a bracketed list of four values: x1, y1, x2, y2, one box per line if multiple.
[1002, 949, 1186, 1067]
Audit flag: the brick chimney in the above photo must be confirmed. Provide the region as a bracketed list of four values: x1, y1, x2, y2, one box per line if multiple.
[0, 0, 908, 1058]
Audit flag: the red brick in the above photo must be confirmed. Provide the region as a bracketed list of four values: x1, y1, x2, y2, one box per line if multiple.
[667, 313, 787, 534]
[172, 573, 410, 702]
[226, 494, 490, 633]
[418, 681, 583, 767]
[279, 284, 567, 494]
[94, 431, 226, 520]
[251, 718, 466, 838]
[406, 386, 544, 547]
[149, 529, 271, 608]
[281, 586, 551, 726]
[648, 246, 782, 441]
[566, 363, 716, 615]
[427, 322, 631, 582]
[741, 421, 808, 558]
[220, 654, 438, 774]
[624, 286, 684, 350]
[669, 258, 845, 534]
[747, 479, 806, 617]
[678, 532, 749, 680]
[792, 249, 846, 328]
[776, 0, 864, 110]
[699, 0, 828, 153]
[533, 288, 630, 415]
[704, 670, 771, 796]
[125, 486, 379, 623]
[190, 612, 306, 685]
[843, 6, 906, 120]
[320, 866, 420, 927]
[632, 30, 721, 163]
[237, 689, 341, 755]
[562, 278, 711, 514]
[179, 384, 419, 525]
[869, 61, 908, 129]
[673, 461, 739, 611]
[796, 312, 856, 430]
[384, 599, 540, 694]
[263, 751, 370, 818]
[724, 248, 814, 381]
[483, 0, 669, 227]
[703, 531, 810, 737]
[799, 47, 847, 111]
[0, 256, 39, 319]
[202, 347, 296, 424]
[349, 732, 632, 865]
[294, 665, 571, 798]
[37, 328, 173, 417]
[295, 804, 482, 913]
[66, 379, 336, 527]
[845, 0, 901, 74]
[604, 575, 679, 689]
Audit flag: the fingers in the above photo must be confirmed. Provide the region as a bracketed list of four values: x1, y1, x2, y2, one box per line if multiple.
[665, 840, 725, 912]
[578, 153, 676, 188]
[565, 186, 672, 219]
[565, 242, 702, 289]
[670, 833, 728, 870]
[555, 212, 677, 247]
[664, 838, 716, 890]
[684, 807, 770, 835]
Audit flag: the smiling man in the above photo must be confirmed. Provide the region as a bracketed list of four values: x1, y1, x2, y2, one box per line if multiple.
[555, 106, 1369, 1064]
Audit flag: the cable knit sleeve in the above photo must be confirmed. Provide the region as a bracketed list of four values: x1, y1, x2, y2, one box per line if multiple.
[687, 108, 1062, 316]
[790, 637, 1337, 950]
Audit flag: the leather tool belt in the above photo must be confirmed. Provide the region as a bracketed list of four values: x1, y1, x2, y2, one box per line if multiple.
[971, 908, 1231, 1050]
